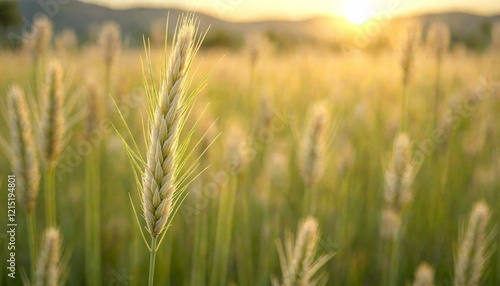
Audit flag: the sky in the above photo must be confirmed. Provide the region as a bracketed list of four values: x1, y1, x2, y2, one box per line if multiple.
[80, 0, 500, 21]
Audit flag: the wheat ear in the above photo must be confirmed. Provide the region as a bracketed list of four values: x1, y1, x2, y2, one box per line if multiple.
[7, 84, 41, 280]
[278, 216, 333, 286]
[412, 262, 434, 286]
[383, 132, 414, 214]
[299, 104, 328, 188]
[98, 21, 121, 95]
[454, 201, 493, 286]
[35, 228, 61, 286]
[24, 15, 53, 61]
[40, 61, 64, 169]
[142, 16, 197, 238]
[7, 85, 40, 213]
[39, 61, 65, 228]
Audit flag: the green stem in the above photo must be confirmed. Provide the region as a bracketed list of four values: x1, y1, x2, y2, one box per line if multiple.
[105, 64, 111, 99]
[85, 156, 92, 285]
[401, 84, 409, 133]
[92, 152, 102, 285]
[27, 213, 37, 282]
[303, 184, 315, 216]
[85, 153, 101, 285]
[190, 182, 208, 286]
[433, 57, 442, 130]
[236, 184, 253, 286]
[44, 166, 56, 227]
[148, 237, 158, 286]
[33, 56, 43, 97]
[388, 233, 401, 286]
[210, 176, 237, 286]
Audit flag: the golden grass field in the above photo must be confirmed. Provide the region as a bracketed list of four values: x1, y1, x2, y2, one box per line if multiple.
[0, 14, 499, 286]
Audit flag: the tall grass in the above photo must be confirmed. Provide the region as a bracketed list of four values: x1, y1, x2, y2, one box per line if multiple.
[83, 80, 103, 285]
[115, 14, 206, 286]
[0, 11, 499, 286]
[39, 62, 65, 228]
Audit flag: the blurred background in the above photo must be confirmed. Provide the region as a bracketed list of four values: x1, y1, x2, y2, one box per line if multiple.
[0, 0, 499, 285]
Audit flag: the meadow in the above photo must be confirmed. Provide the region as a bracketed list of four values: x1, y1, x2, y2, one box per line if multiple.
[0, 14, 499, 286]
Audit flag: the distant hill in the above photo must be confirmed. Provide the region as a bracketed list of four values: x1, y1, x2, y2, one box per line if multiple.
[1, 0, 499, 51]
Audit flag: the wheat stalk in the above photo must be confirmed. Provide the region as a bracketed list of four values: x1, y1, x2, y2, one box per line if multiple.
[226, 124, 249, 175]
[277, 216, 333, 286]
[39, 61, 65, 228]
[399, 20, 421, 90]
[398, 20, 421, 131]
[142, 17, 197, 238]
[117, 14, 205, 286]
[83, 79, 103, 140]
[83, 78, 103, 286]
[24, 15, 53, 96]
[426, 22, 450, 62]
[112, 13, 206, 286]
[383, 133, 414, 214]
[40, 61, 64, 169]
[7, 85, 40, 213]
[381, 132, 416, 286]
[7, 84, 40, 281]
[454, 201, 493, 286]
[299, 104, 328, 187]
[55, 29, 77, 55]
[35, 228, 61, 286]
[412, 262, 434, 286]
[426, 22, 450, 128]
[299, 103, 330, 215]
[380, 208, 402, 240]
[98, 21, 121, 95]
[24, 15, 53, 62]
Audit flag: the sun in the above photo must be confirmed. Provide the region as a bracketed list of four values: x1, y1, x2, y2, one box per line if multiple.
[342, 1, 373, 25]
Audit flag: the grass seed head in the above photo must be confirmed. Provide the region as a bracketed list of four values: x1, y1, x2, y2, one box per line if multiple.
[299, 104, 328, 187]
[454, 201, 492, 286]
[83, 79, 103, 140]
[384, 133, 414, 211]
[40, 61, 65, 169]
[98, 21, 121, 71]
[426, 22, 450, 60]
[7, 85, 40, 213]
[280, 216, 332, 286]
[35, 228, 61, 286]
[55, 29, 78, 54]
[24, 15, 53, 61]
[380, 208, 401, 239]
[413, 262, 434, 286]
[399, 20, 422, 87]
[226, 124, 249, 174]
[142, 15, 197, 237]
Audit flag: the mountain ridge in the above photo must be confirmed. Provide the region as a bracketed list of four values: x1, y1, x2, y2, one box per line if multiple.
[2, 0, 499, 50]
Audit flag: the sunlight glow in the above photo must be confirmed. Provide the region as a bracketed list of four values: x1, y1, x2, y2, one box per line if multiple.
[342, 1, 373, 24]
